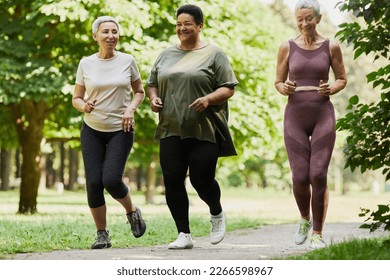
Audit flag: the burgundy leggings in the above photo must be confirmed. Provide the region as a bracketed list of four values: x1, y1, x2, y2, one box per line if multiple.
[284, 100, 335, 231]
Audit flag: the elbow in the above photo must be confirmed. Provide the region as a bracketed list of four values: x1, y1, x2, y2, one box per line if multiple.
[339, 78, 347, 91]
[343, 78, 348, 88]
[138, 90, 146, 101]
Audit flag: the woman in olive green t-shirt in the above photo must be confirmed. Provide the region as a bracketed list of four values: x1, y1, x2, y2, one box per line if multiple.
[147, 4, 238, 250]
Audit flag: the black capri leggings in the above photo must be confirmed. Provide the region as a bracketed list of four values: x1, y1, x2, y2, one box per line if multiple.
[80, 122, 134, 208]
[160, 136, 223, 234]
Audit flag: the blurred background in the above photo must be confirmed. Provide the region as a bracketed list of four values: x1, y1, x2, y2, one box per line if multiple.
[0, 0, 388, 214]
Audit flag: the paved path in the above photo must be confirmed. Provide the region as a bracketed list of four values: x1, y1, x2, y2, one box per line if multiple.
[8, 222, 385, 260]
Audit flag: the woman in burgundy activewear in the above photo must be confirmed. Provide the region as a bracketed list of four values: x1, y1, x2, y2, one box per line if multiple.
[274, 0, 347, 249]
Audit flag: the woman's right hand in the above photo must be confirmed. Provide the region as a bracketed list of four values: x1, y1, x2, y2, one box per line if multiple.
[84, 99, 96, 113]
[283, 80, 296, 95]
[150, 97, 163, 112]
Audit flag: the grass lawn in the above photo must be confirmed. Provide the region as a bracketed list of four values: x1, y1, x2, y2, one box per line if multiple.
[1, 187, 389, 259]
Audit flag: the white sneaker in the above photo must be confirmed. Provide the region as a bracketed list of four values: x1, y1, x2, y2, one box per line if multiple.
[168, 232, 194, 249]
[309, 234, 326, 250]
[210, 211, 226, 245]
[294, 217, 312, 245]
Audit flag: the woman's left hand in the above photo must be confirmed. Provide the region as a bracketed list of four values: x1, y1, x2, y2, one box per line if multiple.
[189, 97, 209, 112]
[122, 112, 135, 132]
[318, 80, 332, 96]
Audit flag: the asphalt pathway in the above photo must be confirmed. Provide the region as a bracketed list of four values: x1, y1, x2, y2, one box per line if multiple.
[8, 222, 385, 260]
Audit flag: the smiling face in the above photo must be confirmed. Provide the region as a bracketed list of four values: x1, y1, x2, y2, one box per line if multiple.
[176, 13, 202, 45]
[93, 21, 119, 50]
[295, 8, 321, 36]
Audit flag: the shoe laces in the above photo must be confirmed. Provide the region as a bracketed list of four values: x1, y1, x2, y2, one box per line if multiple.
[211, 218, 223, 232]
[298, 219, 311, 235]
[127, 211, 139, 226]
[96, 230, 109, 242]
[310, 234, 324, 244]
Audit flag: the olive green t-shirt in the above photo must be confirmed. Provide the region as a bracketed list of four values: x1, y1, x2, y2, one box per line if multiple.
[146, 43, 238, 154]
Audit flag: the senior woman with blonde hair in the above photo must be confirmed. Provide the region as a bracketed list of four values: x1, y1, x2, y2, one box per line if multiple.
[72, 16, 146, 249]
[275, 0, 347, 249]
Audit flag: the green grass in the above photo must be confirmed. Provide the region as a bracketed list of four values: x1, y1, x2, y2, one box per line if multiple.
[0, 212, 265, 255]
[286, 237, 390, 260]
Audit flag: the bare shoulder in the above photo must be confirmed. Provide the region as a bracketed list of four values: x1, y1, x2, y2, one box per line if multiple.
[329, 39, 342, 51]
[278, 40, 290, 55]
[279, 40, 290, 50]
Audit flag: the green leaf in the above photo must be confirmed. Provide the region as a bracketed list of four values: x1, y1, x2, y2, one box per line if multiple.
[349, 95, 359, 105]
[354, 47, 365, 59]
[366, 71, 377, 83]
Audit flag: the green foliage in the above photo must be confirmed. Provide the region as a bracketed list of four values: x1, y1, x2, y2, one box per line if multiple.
[336, 94, 390, 177]
[0, 106, 18, 149]
[335, 0, 390, 180]
[336, 0, 389, 61]
[359, 202, 390, 232]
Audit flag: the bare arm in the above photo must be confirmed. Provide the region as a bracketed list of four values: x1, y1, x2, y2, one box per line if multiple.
[328, 40, 347, 95]
[127, 78, 145, 112]
[274, 41, 296, 96]
[122, 78, 145, 132]
[189, 86, 235, 112]
[147, 86, 163, 113]
[72, 84, 96, 113]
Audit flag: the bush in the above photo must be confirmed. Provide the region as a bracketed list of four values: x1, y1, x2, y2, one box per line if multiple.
[359, 202, 390, 232]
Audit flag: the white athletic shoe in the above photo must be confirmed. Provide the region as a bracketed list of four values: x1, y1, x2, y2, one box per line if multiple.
[309, 233, 326, 250]
[210, 211, 226, 245]
[294, 217, 312, 245]
[168, 232, 194, 249]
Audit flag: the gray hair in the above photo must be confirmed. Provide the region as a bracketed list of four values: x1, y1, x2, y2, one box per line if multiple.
[92, 16, 120, 34]
[295, 0, 321, 17]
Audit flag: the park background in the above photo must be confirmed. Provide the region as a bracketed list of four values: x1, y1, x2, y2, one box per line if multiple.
[0, 0, 389, 258]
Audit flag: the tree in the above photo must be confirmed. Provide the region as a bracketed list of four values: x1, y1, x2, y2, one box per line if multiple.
[0, 106, 18, 191]
[0, 0, 105, 213]
[335, 0, 390, 180]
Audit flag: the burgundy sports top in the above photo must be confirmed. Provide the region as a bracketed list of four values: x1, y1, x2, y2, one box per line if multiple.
[288, 39, 331, 103]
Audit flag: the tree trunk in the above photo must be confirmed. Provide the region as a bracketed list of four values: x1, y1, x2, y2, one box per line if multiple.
[145, 157, 158, 204]
[12, 99, 47, 214]
[1, 148, 12, 190]
[67, 148, 79, 190]
[59, 142, 65, 185]
[15, 148, 21, 178]
[136, 165, 144, 191]
[45, 153, 55, 188]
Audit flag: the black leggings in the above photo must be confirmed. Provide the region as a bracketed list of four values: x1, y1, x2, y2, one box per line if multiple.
[284, 101, 335, 231]
[80, 122, 134, 208]
[160, 136, 222, 234]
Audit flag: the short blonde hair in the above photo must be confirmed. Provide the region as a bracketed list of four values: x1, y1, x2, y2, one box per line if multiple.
[92, 16, 120, 34]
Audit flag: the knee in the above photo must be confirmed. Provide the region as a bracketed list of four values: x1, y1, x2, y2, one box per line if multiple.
[86, 177, 103, 192]
[292, 173, 309, 189]
[102, 176, 122, 189]
[189, 175, 213, 190]
[310, 171, 327, 187]
[102, 176, 127, 198]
